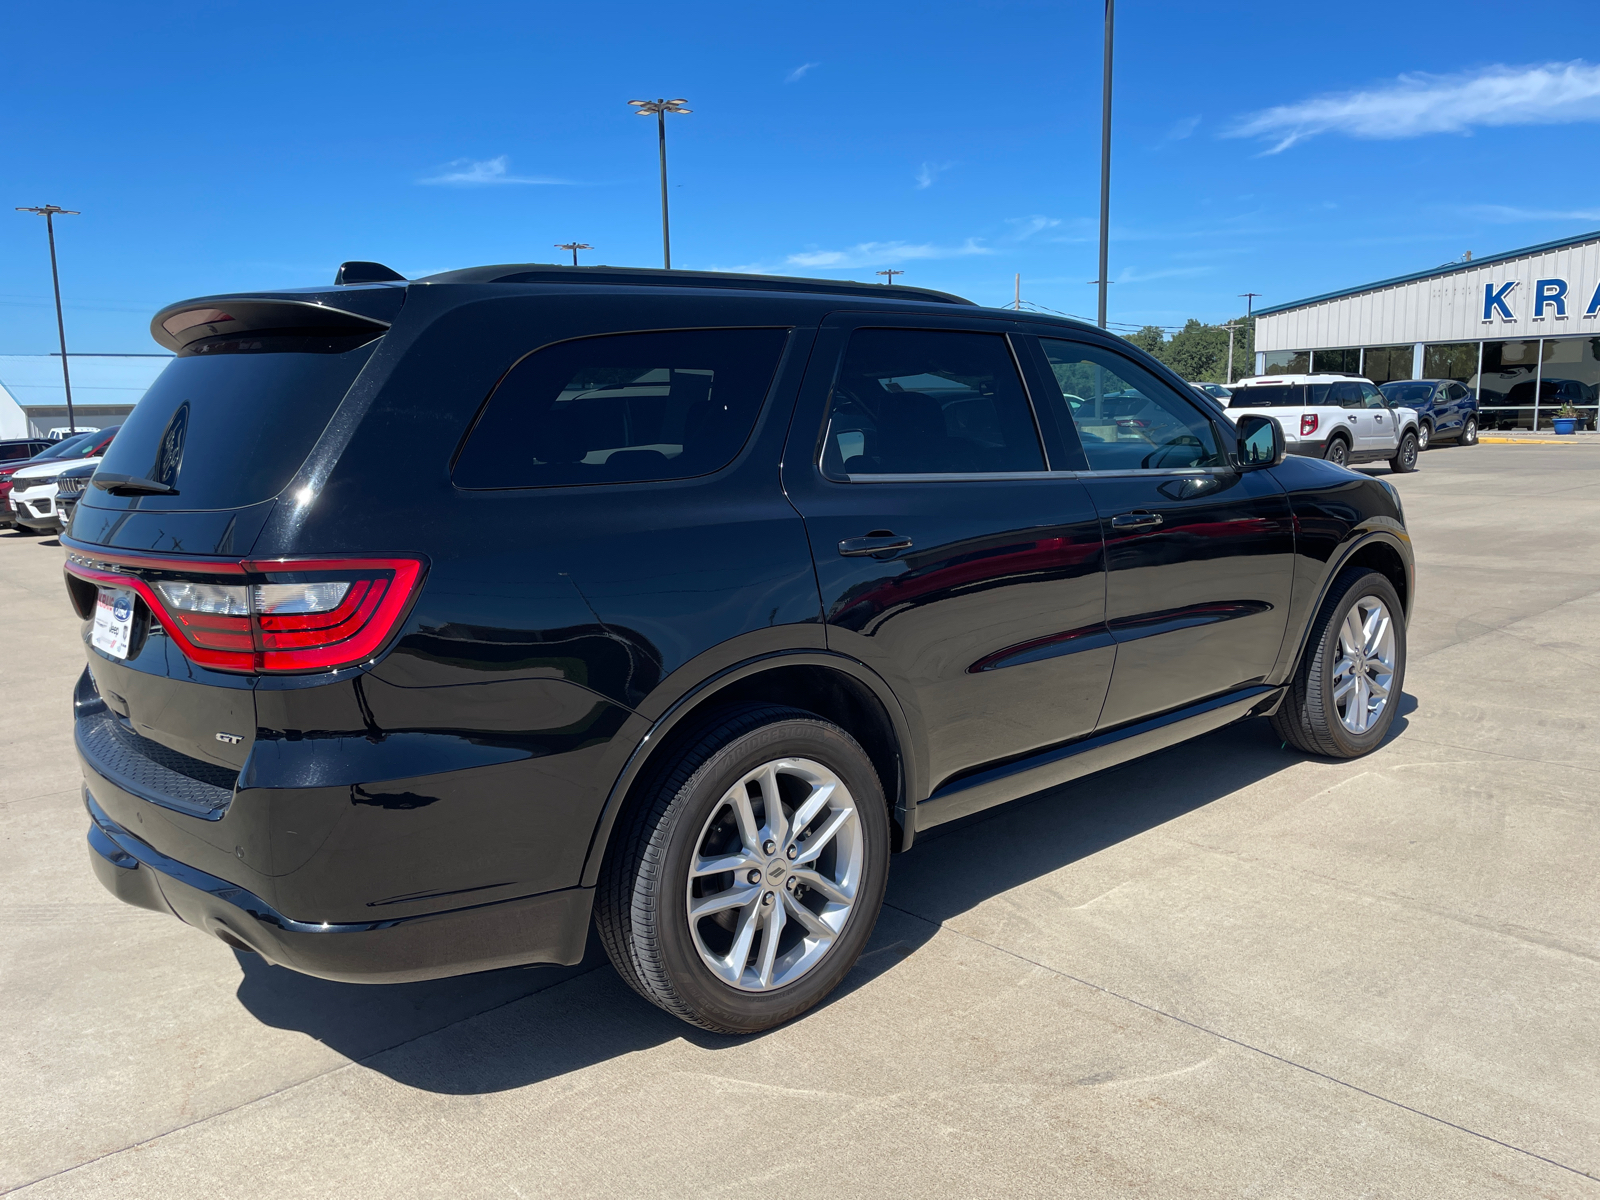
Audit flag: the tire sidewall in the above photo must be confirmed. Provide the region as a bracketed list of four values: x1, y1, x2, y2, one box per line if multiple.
[648, 717, 890, 1032]
[1312, 571, 1406, 756]
[1391, 432, 1418, 472]
[1325, 436, 1350, 466]
[1462, 417, 1478, 445]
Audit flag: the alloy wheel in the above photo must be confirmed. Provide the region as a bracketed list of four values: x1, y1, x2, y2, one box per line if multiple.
[685, 757, 862, 992]
[1332, 595, 1396, 734]
[1326, 439, 1349, 466]
[1418, 423, 1431, 449]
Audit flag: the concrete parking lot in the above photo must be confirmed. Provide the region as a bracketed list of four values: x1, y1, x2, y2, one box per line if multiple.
[4, 441, 1598, 1198]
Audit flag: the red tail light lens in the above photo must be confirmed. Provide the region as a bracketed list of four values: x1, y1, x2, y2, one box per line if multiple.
[64, 552, 424, 674]
[1300, 413, 1319, 436]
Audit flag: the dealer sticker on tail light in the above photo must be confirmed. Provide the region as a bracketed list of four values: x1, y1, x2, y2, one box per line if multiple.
[92, 588, 135, 660]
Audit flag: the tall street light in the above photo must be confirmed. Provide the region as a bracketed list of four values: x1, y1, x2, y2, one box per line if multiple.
[556, 242, 593, 266]
[16, 204, 81, 434]
[1096, 0, 1114, 330]
[627, 97, 692, 269]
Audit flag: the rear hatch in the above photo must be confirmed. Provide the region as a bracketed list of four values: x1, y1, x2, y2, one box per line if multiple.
[66, 285, 405, 789]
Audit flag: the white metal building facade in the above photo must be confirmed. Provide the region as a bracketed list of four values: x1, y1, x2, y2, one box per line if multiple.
[1253, 229, 1600, 429]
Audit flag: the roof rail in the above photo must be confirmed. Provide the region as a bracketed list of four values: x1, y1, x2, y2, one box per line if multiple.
[413, 262, 974, 305]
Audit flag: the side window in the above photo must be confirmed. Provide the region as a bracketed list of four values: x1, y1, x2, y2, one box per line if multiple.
[1447, 383, 1468, 401]
[1038, 338, 1225, 471]
[1360, 383, 1388, 410]
[1332, 381, 1363, 409]
[821, 329, 1044, 475]
[453, 328, 788, 488]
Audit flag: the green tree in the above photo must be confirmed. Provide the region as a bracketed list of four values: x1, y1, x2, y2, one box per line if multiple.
[1121, 315, 1256, 383]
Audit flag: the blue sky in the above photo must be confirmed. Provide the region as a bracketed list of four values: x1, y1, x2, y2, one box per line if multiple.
[4, 0, 1600, 351]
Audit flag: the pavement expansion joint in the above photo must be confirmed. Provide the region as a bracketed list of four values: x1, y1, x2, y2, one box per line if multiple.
[881, 901, 1599, 1185]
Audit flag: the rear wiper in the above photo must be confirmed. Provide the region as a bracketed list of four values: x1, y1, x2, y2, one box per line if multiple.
[93, 473, 179, 496]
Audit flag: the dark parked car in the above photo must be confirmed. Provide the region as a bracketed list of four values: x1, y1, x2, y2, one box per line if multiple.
[1378, 379, 1480, 447]
[67, 263, 1414, 1033]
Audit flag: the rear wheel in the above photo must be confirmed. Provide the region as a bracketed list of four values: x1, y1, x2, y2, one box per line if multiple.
[1389, 431, 1419, 473]
[595, 705, 890, 1033]
[1461, 416, 1479, 446]
[1323, 436, 1350, 467]
[1272, 568, 1406, 759]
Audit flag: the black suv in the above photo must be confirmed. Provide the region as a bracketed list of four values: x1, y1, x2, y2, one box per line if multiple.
[67, 264, 1413, 1033]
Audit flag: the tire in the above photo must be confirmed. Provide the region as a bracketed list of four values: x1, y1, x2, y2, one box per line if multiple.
[1389, 430, 1419, 473]
[1271, 567, 1406, 759]
[1460, 416, 1479, 446]
[595, 704, 891, 1034]
[1323, 436, 1351, 467]
[1417, 421, 1432, 450]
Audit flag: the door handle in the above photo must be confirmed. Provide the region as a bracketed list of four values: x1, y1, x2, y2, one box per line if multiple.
[1376, 414, 1384, 422]
[838, 533, 914, 557]
[1347, 415, 1357, 422]
[1110, 511, 1163, 530]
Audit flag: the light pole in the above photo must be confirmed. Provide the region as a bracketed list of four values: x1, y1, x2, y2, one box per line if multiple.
[876, 269, 904, 285]
[627, 98, 692, 269]
[1239, 292, 1260, 320]
[1096, 0, 1114, 330]
[556, 242, 593, 266]
[16, 204, 81, 434]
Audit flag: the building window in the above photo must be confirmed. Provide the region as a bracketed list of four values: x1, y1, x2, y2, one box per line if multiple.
[1311, 348, 1359, 374]
[1537, 337, 1600, 430]
[1261, 349, 1309, 375]
[1479, 341, 1540, 431]
[1361, 345, 1414, 384]
[1422, 342, 1479, 386]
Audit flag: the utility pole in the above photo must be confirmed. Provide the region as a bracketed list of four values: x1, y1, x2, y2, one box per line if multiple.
[16, 205, 81, 434]
[877, 269, 904, 285]
[1096, 0, 1114, 329]
[1219, 322, 1243, 384]
[1014, 273, 1021, 310]
[1238, 292, 1260, 320]
[627, 98, 692, 269]
[555, 242, 592, 266]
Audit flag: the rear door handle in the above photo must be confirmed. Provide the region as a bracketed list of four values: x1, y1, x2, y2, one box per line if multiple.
[1110, 511, 1163, 530]
[838, 533, 914, 557]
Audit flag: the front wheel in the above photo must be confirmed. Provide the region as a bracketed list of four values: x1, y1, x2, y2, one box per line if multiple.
[596, 705, 891, 1033]
[1389, 430, 1419, 473]
[1417, 422, 1432, 450]
[1272, 567, 1406, 758]
[1460, 416, 1479, 446]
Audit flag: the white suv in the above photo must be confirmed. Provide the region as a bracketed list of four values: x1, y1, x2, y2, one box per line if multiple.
[1223, 374, 1420, 472]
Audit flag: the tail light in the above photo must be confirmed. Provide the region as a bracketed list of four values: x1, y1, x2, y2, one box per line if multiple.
[63, 551, 424, 674]
[1300, 413, 1319, 436]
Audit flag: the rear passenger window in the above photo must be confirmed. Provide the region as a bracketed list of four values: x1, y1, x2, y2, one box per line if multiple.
[453, 329, 788, 488]
[821, 329, 1044, 476]
[1038, 339, 1225, 471]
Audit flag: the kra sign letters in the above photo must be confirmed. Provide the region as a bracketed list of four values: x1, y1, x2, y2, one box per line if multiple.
[1484, 278, 1600, 322]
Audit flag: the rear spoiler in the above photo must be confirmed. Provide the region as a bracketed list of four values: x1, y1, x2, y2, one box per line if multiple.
[150, 290, 404, 353]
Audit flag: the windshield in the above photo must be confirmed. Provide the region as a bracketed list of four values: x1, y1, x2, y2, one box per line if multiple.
[1229, 384, 1303, 407]
[33, 432, 100, 461]
[1381, 383, 1434, 406]
[93, 333, 379, 509]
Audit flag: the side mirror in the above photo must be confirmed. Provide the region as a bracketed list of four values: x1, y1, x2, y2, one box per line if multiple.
[1235, 413, 1285, 468]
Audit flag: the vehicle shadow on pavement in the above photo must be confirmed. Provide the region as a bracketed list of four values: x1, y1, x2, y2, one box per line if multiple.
[230, 706, 1413, 1094]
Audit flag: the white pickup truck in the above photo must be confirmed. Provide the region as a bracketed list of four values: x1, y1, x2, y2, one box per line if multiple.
[1223, 374, 1420, 472]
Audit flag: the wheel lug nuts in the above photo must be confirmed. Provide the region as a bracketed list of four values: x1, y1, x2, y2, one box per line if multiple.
[763, 840, 776, 855]
[762, 892, 774, 906]
[747, 869, 762, 884]
[784, 876, 796, 892]
[786, 844, 797, 860]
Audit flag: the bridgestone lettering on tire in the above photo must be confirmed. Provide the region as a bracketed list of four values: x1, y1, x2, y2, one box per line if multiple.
[595, 704, 890, 1034]
[1271, 567, 1407, 759]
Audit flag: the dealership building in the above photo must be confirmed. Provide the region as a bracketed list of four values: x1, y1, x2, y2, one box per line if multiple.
[1253, 229, 1600, 429]
[0, 354, 170, 439]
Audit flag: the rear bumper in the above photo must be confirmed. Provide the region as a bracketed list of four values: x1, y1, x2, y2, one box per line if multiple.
[84, 789, 593, 983]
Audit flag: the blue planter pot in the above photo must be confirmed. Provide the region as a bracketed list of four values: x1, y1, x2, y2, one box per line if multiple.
[1553, 417, 1577, 435]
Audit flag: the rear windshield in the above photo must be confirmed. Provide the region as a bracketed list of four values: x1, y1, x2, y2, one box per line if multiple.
[94, 333, 379, 509]
[1229, 384, 1304, 407]
[1382, 383, 1434, 405]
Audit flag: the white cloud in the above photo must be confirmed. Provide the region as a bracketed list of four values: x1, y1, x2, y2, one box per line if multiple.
[915, 161, 954, 189]
[785, 62, 819, 83]
[1464, 204, 1600, 223]
[419, 155, 568, 185]
[785, 239, 993, 270]
[1006, 215, 1062, 240]
[1115, 265, 1213, 284]
[1162, 115, 1201, 142]
[1227, 61, 1600, 153]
